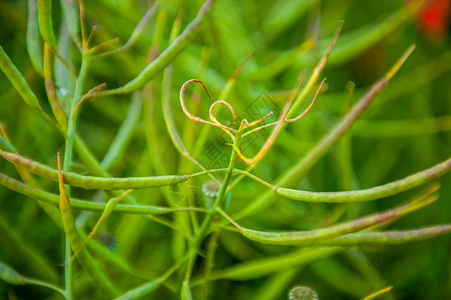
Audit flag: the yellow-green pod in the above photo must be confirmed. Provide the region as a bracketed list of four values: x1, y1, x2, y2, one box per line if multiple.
[26, 0, 43, 75]
[0, 150, 223, 190]
[115, 279, 163, 300]
[0, 262, 24, 285]
[37, 0, 56, 46]
[111, 0, 216, 95]
[240, 195, 434, 245]
[0, 46, 43, 112]
[59, 0, 81, 48]
[308, 225, 451, 247]
[57, 154, 120, 298]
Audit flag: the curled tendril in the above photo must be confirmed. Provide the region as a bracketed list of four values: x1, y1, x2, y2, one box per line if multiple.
[209, 100, 237, 126]
[180, 76, 324, 164]
[243, 77, 325, 137]
[180, 79, 237, 134]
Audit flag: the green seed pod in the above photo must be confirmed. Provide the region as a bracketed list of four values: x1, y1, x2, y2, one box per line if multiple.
[0, 262, 24, 285]
[27, 0, 43, 75]
[37, 0, 56, 46]
[0, 46, 42, 112]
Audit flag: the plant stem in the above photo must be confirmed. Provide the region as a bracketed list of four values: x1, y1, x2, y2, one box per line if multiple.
[61, 49, 89, 298]
[64, 239, 73, 300]
[22, 277, 65, 296]
[63, 53, 89, 181]
[193, 128, 241, 248]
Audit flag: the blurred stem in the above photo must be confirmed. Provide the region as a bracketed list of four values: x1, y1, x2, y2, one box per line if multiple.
[64, 239, 73, 300]
[61, 42, 89, 299]
[100, 93, 142, 171]
[335, 81, 355, 191]
[253, 269, 298, 300]
[63, 52, 90, 183]
[194, 126, 241, 247]
[22, 277, 65, 296]
[345, 248, 395, 300]
[0, 212, 58, 282]
[97, 0, 216, 96]
[182, 254, 196, 299]
[202, 229, 219, 300]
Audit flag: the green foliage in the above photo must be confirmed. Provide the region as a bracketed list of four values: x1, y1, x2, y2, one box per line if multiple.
[0, 0, 450, 299]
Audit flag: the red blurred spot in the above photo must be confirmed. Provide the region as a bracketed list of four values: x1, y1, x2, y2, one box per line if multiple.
[419, 0, 451, 39]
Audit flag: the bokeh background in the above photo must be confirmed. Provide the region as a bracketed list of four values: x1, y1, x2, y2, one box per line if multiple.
[0, 0, 450, 299]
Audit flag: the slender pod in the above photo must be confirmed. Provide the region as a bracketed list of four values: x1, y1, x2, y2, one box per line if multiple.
[37, 0, 56, 46]
[115, 279, 163, 300]
[0, 46, 43, 112]
[232, 156, 450, 203]
[100, 95, 142, 171]
[304, 225, 451, 246]
[0, 262, 24, 285]
[227, 195, 435, 245]
[0, 172, 206, 215]
[199, 247, 342, 282]
[59, 0, 81, 49]
[115, 255, 190, 300]
[272, 157, 451, 202]
[96, 2, 159, 57]
[0, 262, 65, 295]
[0, 46, 58, 127]
[26, 0, 43, 75]
[99, 0, 216, 96]
[122, 2, 158, 50]
[57, 154, 120, 298]
[0, 150, 225, 190]
[44, 43, 67, 130]
[71, 189, 134, 261]
[4, 149, 449, 202]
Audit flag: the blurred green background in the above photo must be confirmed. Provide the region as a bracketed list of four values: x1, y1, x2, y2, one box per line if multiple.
[0, 0, 450, 299]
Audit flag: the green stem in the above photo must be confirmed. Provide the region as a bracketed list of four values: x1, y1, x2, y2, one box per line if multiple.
[64, 239, 73, 300]
[59, 50, 89, 299]
[193, 129, 242, 249]
[202, 229, 220, 300]
[22, 277, 65, 296]
[63, 53, 90, 180]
